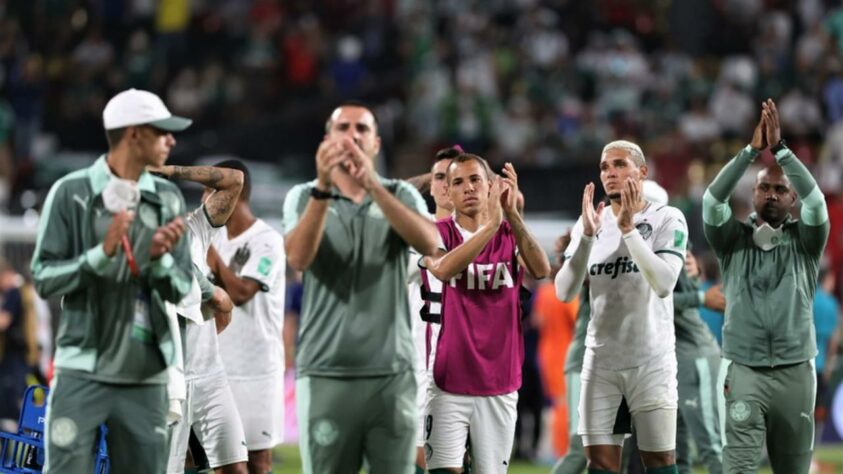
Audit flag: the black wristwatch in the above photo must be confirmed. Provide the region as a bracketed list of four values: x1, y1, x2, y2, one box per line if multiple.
[770, 139, 787, 155]
[310, 187, 333, 200]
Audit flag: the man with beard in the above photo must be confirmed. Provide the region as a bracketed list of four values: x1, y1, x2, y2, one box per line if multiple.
[703, 99, 829, 474]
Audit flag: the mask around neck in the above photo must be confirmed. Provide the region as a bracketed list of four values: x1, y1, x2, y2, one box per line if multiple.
[102, 175, 140, 213]
[752, 221, 784, 251]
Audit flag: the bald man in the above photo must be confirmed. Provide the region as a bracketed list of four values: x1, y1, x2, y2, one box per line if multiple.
[703, 100, 829, 474]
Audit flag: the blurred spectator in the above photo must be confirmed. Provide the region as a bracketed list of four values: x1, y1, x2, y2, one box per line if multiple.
[7, 53, 45, 162]
[814, 266, 840, 434]
[532, 275, 577, 458]
[0, 259, 38, 430]
[697, 251, 725, 345]
[0, 0, 839, 246]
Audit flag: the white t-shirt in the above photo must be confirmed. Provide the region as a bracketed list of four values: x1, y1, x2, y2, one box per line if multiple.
[213, 219, 286, 379]
[179, 207, 225, 380]
[178, 207, 219, 324]
[565, 201, 687, 370]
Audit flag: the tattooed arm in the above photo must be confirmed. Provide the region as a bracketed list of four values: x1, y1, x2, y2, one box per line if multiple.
[509, 211, 551, 279]
[150, 165, 244, 226]
[499, 163, 550, 279]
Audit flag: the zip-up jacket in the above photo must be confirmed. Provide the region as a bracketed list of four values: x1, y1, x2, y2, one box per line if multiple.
[702, 145, 829, 367]
[31, 156, 193, 383]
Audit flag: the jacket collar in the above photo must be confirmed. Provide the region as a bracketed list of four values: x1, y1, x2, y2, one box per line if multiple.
[89, 154, 157, 196]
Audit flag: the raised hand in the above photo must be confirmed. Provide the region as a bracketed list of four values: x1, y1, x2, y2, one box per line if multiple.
[617, 177, 640, 234]
[500, 162, 519, 217]
[150, 217, 185, 260]
[486, 176, 504, 228]
[581, 182, 605, 237]
[103, 210, 135, 257]
[343, 137, 379, 191]
[750, 109, 767, 151]
[315, 139, 347, 190]
[761, 99, 782, 147]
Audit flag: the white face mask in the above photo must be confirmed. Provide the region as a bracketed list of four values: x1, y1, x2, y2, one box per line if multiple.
[752, 222, 783, 251]
[102, 176, 140, 213]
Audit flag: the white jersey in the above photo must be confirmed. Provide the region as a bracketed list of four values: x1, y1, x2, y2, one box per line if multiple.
[566, 201, 687, 370]
[214, 219, 286, 379]
[180, 207, 225, 380]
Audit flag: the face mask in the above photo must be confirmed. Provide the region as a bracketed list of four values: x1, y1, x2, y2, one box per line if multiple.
[752, 222, 783, 251]
[102, 176, 140, 213]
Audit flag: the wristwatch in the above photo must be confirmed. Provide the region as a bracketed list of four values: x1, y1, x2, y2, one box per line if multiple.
[310, 187, 333, 200]
[770, 139, 787, 155]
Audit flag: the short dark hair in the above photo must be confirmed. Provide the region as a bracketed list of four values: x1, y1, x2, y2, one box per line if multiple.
[213, 159, 251, 201]
[324, 100, 380, 133]
[105, 127, 127, 148]
[446, 153, 493, 183]
[434, 145, 463, 162]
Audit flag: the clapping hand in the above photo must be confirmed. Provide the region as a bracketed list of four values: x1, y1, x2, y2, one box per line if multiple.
[617, 178, 640, 234]
[581, 183, 605, 237]
[150, 217, 185, 260]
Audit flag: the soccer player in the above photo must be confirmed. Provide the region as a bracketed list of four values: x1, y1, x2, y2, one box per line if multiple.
[422, 154, 551, 473]
[153, 164, 249, 474]
[703, 99, 828, 473]
[32, 88, 193, 473]
[206, 160, 286, 474]
[408, 146, 459, 473]
[673, 249, 722, 474]
[641, 180, 722, 474]
[555, 140, 688, 474]
[283, 102, 439, 473]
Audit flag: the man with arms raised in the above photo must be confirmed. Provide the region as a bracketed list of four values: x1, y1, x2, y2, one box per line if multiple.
[153, 163, 250, 474]
[703, 100, 828, 473]
[204, 160, 286, 474]
[283, 102, 439, 473]
[556, 140, 688, 474]
[423, 154, 550, 473]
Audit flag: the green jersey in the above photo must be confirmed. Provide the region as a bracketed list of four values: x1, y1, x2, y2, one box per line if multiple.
[283, 178, 428, 377]
[673, 268, 720, 360]
[564, 284, 590, 374]
[702, 145, 829, 368]
[31, 156, 193, 384]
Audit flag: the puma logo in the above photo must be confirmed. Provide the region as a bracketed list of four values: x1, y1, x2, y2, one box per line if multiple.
[73, 194, 88, 210]
[800, 412, 812, 422]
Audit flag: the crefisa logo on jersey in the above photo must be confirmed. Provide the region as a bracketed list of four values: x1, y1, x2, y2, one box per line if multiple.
[589, 256, 639, 279]
[636, 222, 653, 240]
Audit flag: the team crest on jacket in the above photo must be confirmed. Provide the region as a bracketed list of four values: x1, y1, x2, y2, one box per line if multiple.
[729, 400, 751, 422]
[635, 222, 653, 240]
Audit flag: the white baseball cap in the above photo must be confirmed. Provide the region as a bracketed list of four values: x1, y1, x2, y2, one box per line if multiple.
[103, 88, 192, 131]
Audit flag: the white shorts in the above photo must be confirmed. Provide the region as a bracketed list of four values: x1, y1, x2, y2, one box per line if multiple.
[167, 372, 248, 473]
[229, 372, 285, 451]
[415, 323, 441, 446]
[579, 350, 678, 452]
[424, 384, 518, 472]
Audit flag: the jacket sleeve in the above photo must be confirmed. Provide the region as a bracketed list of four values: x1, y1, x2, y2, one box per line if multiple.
[703, 145, 757, 257]
[672, 269, 701, 312]
[31, 181, 115, 298]
[147, 190, 193, 303]
[775, 147, 830, 257]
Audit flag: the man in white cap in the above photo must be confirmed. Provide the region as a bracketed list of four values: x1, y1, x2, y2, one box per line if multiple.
[31, 89, 194, 473]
